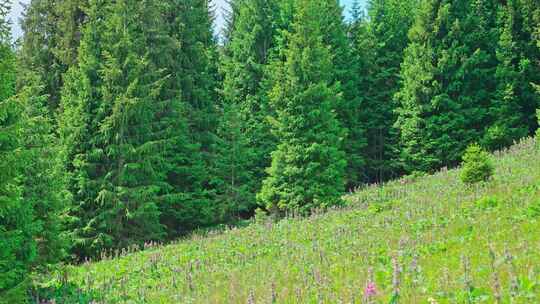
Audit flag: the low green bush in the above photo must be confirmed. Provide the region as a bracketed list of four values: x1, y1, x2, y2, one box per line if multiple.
[460, 144, 494, 185]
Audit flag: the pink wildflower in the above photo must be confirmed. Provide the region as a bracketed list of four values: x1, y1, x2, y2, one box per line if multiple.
[364, 281, 377, 297]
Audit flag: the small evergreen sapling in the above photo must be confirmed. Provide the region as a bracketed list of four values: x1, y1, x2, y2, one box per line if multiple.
[460, 144, 494, 185]
[536, 109, 540, 139]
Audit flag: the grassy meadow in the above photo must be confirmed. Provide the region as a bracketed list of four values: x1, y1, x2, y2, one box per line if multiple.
[38, 137, 540, 303]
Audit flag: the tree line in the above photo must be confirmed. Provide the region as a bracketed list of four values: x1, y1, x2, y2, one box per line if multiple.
[0, 0, 538, 299]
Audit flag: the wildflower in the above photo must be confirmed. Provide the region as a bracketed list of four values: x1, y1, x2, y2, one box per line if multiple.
[364, 267, 377, 303]
[364, 281, 377, 297]
[392, 256, 401, 297]
[488, 245, 502, 303]
[247, 289, 255, 304]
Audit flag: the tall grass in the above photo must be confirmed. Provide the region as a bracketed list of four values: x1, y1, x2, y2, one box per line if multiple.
[39, 137, 540, 303]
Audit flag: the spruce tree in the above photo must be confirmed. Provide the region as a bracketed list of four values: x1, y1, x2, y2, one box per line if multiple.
[60, 0, 175, 257]
[164, 0, 219, 154]
[0, 2, 35, 299]
[60, 0, 219, 254]
[394, 0, 442, 173]
[483, 0, 540, 149]
[157, 0, 221, 237]
[483, 1, 528, 149]
[352, 0, 419, 182]
[93, 0, 170, 251]
[396, 0, 499, 173]
[20, 0, 86, 111]
[258, 0, 347, 214]
[211, 103, 256, 221]
[59, 0, 108, 258]
[18, 73, 69, 267]
[220, 0, 294, 212]
[319, 0, 366, 189]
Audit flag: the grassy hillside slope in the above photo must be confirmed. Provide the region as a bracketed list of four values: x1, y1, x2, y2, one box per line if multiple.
[41, 137, 540, 303]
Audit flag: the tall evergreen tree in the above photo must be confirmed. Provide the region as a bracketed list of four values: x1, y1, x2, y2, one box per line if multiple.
[220, 0, 294, 212]
[157, 0, 221, 237]
[60, 0, 220, 255]
[59, 0, 109, 258]
[396, 0, 499, 172]
[258, 0, 347, 214]
[60, 0, 178, 257]
[211, 103, 256, 221]
[352, 0, 419, 182]
[18, 73, 69, 267]
[164, 0, 219, 154]
[20, 0, 86, 111]
[0, 2, 35, 300]
[16, 0, 75, 267]
[483, 0, 540, 149]
[319, 0, 366, 189]
[95, 0, 168, 250]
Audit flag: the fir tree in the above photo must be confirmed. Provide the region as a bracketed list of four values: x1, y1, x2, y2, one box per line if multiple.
[220, 0, 294, 211]
[396, 0, 499, 173]
[211, 103, 256, 221]
[164, 0, 219, 154]
[158, 0, 220, 237]
[258, 0, 347, 214]
[18, 73, 70, 267]
[60, 0, 175, 257]
[320, 0, 366, 189]
[353, 0, 419, 182]
[483, 1, 528, 149]
[58, 0, 108, 258]
[91, 0, 170, 251]
[0, 2, 35, 299]
[483, 0, 540, 149]
[20, 0, 86, 112]
[394, 0, 442, 173]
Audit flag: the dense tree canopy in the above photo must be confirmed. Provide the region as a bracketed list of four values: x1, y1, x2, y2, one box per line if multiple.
[0, 2, 33, 299]
[1, 0, 540, 300]
[1, 2, 68, 300]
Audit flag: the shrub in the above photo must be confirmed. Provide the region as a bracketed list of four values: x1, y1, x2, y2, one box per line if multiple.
[536, 109, 540, 141]
[460, 144, 494, 185]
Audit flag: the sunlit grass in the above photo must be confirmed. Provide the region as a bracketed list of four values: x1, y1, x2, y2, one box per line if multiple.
[40, 137, 540, 303]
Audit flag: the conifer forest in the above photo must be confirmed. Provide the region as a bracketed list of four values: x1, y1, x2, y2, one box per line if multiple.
[0, 0, 539, 302]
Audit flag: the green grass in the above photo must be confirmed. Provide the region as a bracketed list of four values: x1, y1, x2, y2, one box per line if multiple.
[39, 137, 540, 303]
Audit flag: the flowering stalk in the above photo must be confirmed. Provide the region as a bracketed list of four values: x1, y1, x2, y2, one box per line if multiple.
[364, 267, 377, 304]
[488, 246, 502, 303]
